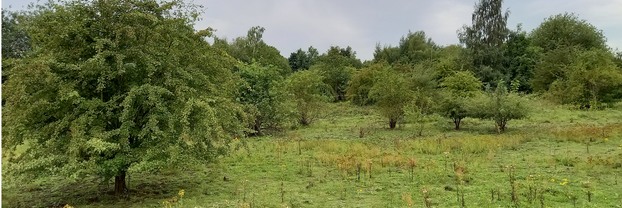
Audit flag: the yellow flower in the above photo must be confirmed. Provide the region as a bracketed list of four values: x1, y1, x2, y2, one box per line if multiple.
[560, 179, 569, 186]
[178, 189, 185, 198]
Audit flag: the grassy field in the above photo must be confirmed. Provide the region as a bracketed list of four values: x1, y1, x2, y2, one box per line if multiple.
[3, 99, 622, 207]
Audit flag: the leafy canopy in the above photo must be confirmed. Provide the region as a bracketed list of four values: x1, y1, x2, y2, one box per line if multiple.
[369, 69, 413, 129]
[468, 82, 529, 132]
[284, 70, 330, 125]
[2, 0, 244, 188]
[437, 71, 483, 130]
[236, 62, 294, 135]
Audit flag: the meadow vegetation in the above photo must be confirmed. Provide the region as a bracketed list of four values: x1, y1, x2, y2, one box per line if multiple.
[3, 101, 622, 207]
[2, 0, 622, 207]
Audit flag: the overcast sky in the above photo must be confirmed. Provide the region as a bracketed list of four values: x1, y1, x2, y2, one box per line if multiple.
[3, 0, 621, 60]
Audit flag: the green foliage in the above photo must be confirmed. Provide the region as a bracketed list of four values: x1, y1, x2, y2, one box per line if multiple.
[318, 46, 363, 69]
[615, 51, 622, 68]
[2, 10, 31, 59]
[404, 89, 436, 136]
[458, 0, 510, 86]
[546, 49, 622, 107]
[397, 31, 438, 64]
[2, 0, 244, 193]
[237, 62, 294, 135]
[437, 71, 483, 130]
[346, 62, 387, 106]
[374, 31, 437, 65]
[312, 46, 361, 101]
[2, 10, 32, 83]
[287, 46, 319, 72]
[213, 26, 291, 74]
[441, 71, 482, 97]
[531, 46, 579, 92]
[284, 70, 330, 125]
[530, 13, 616, 104]
[434, 45, 472, 79]
[369, 70, 413, 129]
[530, 13, 607, 53]
[502, 27, 540, 92]
[408, 61, 439, 93]
[468, 83, 529, 132]
[373, 44, 401, 64]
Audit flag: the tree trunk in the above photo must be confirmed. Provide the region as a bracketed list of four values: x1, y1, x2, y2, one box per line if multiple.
[300, 112, 309, 126]
[496, 120, 506, 133]
[252, 118, 262, 136]
[389, 119, 397, 129]
[453, 118, 461, 130]
[115, 171, 128, 196]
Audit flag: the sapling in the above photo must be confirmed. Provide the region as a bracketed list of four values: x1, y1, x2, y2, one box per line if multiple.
[280, 181, 285, 203]
[408, 158, 417, 181]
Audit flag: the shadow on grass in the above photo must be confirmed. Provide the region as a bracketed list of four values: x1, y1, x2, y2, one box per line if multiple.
[2, 168, 218, 208]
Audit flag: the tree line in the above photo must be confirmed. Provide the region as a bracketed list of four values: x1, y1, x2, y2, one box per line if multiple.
[2, 0, 622, 195]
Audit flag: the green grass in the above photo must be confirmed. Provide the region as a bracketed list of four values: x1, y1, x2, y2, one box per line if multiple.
[3, 100, 622, 207]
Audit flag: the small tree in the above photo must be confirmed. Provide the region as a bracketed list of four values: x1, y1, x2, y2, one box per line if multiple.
[437, 71, 482, 130]
[468, 82, 529, 132]
[369, 70, 413, 129]
[404, 89, 435, 136]
[237, 62, 294, 135]
[284, 70, 330, 125]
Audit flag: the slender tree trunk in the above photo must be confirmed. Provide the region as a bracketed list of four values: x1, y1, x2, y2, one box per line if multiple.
[252, 118, 262, 136]
[496, 119, 506, 133]
[115, 170, 128, 196]
[300, 112, 309, 126]
[500, 122, 506, 132]
[453, 118, 461, 130]
[389, 118, 397, 129]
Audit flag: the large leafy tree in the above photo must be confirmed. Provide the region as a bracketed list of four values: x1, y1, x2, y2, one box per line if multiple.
[458, 0, 509, 86]
[529, 13, 622, 107]
[530, 13, 607, 53]
[530, 13, 610, 93]
[2, 0, 244, 195]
